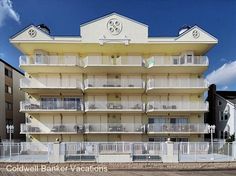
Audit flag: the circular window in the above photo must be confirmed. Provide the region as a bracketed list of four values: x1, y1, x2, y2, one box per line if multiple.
[192, 30, 200, 39]
[28, 29, 37, 38]
[107, 18, 123, 35]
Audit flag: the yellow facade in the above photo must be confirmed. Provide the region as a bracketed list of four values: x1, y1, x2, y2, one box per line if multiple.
[11, 13, 217, 142]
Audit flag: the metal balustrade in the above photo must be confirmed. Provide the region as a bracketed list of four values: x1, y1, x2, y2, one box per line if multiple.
[147, 101, 208, 111]
[84, 78, 144, 88]
[20, 100, 84, 111]
[132, 142, 164, 161]
[98, 142, 132, 154]
[147, 123, 209, 133]
[0, 142, 235, 163]
[84, 123, 145, 133]
[20, 77, 82, 89]
[146, 56, 208, 67]
[147, 78, 208, 89]
[20, 123, 84, 134]
[85, 101, 145, 111]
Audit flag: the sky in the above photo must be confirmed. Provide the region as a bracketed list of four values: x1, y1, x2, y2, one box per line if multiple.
[0, 0, 236, 90]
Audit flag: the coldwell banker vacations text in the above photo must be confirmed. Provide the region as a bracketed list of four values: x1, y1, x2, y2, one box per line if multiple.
[6, 164, 108, 172]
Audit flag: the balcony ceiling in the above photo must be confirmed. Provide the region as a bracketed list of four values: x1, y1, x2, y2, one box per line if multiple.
[12, 42, 215, 56]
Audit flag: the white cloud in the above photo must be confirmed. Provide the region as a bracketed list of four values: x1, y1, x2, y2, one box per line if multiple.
[221, 86, 228, 90]
[0, 0, 20, 27]
[220, 58, 228, 62]
[206, 60, 236, 87]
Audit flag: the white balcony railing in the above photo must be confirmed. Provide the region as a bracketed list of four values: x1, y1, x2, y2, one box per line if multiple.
[20, 100, 84, 111]
[20, 123, 84, 133]
[20, 55, 208, 68]
[83, 56, 143, 66]
[84, 123, 145, 133]
[85, 101, 145, 111]
[146, 56, 208, 67]
[19, 55, 81, 66]
[98, 142, 132, 154]
[147, 78, 208, 89]
[84, 78, 144, 88]
[20, 78, 83, 89]
[147, 101, 208, 111]
[147, 123, 209, 133]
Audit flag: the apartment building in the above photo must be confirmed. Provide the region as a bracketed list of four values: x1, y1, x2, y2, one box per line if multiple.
[206, 84, 236, 140]
[0, 59, 25, 140]
[10, 13, 217, 142]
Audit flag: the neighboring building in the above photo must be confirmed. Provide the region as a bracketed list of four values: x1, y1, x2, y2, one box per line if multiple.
[206, 84, 236, 140]
[0, 59, 25, 140]
[10, 13, 217, 142]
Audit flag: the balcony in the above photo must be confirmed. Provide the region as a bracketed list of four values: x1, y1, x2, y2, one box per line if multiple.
[83, 56, 144, 73]
[84, 78, 145, 93]
[85, 101, 145, 113]
[147, 78, 208, 93]
[20, 100, 84, 113]
[19, 55, 82, 73]
[147, 123, 209, 134]
[20, 123, 84, 134]
[147, 101, 208, 113]
[20, 78, 83, 94]
[146, 56, 208, 73]
[84, 123, 145, 134]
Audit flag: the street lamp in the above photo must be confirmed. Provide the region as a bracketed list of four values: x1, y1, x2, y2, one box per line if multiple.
[6, 125, 14, 159]
[207, 125, 216, 154]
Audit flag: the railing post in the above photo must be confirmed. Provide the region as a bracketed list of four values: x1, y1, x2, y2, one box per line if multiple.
[163, 139, 178, 163]
[228, 143, 230, 162]
[18, 143, 20, 162]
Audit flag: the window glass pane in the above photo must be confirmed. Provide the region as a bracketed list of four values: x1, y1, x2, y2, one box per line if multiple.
[224, 114, 228, 120]
[8, 86, 12, 94]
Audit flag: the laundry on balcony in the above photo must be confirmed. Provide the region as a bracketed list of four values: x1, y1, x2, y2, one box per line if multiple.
[51, 125, 66, 132]
[107, 103, 123, 109]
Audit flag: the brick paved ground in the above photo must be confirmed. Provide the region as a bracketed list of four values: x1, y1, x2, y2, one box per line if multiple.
[0, 162, 235, 176]
[0, 170, 236, 176]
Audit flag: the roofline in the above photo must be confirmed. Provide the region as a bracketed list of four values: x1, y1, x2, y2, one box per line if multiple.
[80, 12, 148, 28]
[10, 24, 35, 39]
[176, 25, 218, 42]
[216, 94, 236, 107]
[10, 24, 52, 40]
[0, 58, 24, 75]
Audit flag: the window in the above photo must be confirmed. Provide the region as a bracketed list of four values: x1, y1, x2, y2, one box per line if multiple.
[225, 131, 229, 139]
[5, 102, 12, 111]
[171, 138, 188, 142]
[148, 118, 154, 124]
[173, 58, 179, 65]
[148, 117, 188, 124]
[63, 97, 81, 109]
[186, 54, 193, 64]
[148, 137, 168, 142]
[220, 131, 224, 139]
[5, 68, 12, 78]
[41, 97, 60, 109]
[218, 100, 222, 106]
[6, 119, 13, 125]
[219, 111, 224, 121]
[219, 111, 229, 121]
[219, 131, 229, 139]
[224, 114, 228, 121]
[5, 85, 12, 94]
[149, 137, 188, 142]
[35, 53, 45, 64]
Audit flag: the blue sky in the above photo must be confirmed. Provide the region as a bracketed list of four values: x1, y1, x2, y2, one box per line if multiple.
[0, 0, 236, 90]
